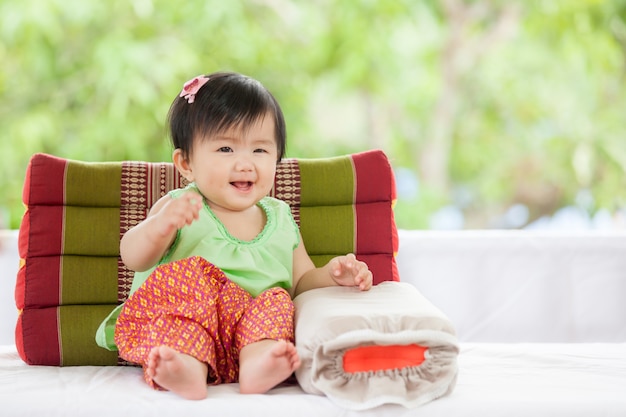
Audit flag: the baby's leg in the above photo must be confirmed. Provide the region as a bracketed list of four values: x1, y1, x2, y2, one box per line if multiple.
[116, 257, 241, 392]
[238, 339, 301, 394]
[235, 287, 297, 393]
[146, 346, 209, 400]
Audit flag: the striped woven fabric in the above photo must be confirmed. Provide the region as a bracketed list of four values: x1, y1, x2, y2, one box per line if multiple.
[15, 150, 399, 366]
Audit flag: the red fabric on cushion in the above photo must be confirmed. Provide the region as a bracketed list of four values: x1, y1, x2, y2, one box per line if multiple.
[19, 205, 64, 257]
[18, 256, 62, 309]
[343, 344, 428, 373]
[16, 308, 61, 366]
[16, 154, 66, 365]
[358, 253, 397, 286]
[351, 150, 397, 203]
[22, 153, 67, 206]
[352, 151, 399, 284]
[15, 210, 29, 311]
[353, 201, 396, 254]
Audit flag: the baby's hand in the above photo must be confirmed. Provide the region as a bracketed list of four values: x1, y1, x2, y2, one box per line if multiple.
[328, 253, 373, 291]
[153, 192, 203, 237]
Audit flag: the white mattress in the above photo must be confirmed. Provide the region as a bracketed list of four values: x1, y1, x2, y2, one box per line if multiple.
[2, 343, 625, 416]
[2, 230, 626, 414]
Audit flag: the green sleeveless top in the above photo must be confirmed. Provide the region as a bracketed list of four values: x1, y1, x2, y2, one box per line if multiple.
[95, 184, 300, 351]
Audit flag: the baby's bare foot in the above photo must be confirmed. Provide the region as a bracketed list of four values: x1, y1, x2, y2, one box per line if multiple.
[146, 346, 208, 400]
[238, 339, 301, 394]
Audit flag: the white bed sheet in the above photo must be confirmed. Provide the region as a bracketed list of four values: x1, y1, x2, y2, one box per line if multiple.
[2, 343, 625, 417]
[3, 230, 626, 414]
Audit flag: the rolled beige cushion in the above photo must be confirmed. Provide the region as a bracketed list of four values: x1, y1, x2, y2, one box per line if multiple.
[294, 282, 459, 410]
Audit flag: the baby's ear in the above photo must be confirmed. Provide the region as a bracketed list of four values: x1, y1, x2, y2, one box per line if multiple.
[172, 149, 194, 182]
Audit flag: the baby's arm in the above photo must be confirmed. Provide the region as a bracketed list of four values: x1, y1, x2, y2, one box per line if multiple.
[120, 191, 203, 271]
[291, 234, 372, 297]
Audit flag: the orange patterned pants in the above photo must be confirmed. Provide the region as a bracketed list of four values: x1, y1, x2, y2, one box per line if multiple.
[114, 256, 295, 388]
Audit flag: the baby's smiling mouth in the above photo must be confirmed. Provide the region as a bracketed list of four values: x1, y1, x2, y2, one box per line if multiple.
[231, 181, 253, 191]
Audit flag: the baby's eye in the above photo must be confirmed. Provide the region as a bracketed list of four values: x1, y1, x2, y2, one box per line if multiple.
[218, 147, 233, 153]
[253, 148, 268, 153]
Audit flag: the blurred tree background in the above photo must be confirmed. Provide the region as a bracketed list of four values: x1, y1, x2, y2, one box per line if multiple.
[1, 0, 625, 230]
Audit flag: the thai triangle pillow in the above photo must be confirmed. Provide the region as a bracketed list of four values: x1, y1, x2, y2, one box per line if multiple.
[15, 150, 399, 366]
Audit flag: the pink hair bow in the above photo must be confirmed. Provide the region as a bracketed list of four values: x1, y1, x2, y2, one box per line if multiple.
[179, 75, 209, 103]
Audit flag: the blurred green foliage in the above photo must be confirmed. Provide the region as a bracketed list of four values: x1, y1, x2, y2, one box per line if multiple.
[1, 0, 625, 230]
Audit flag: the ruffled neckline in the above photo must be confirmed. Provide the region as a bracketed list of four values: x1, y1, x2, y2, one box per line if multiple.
[201, 195, 275, 246]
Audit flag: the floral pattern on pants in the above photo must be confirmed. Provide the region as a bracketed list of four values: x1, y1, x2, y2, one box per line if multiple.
[114, 256, 295, 388]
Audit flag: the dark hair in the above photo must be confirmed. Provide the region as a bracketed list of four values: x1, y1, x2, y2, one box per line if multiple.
[167, 71, 286, 161]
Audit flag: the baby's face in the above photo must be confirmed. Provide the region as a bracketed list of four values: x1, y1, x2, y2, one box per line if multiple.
[185, 114, 278, 214]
